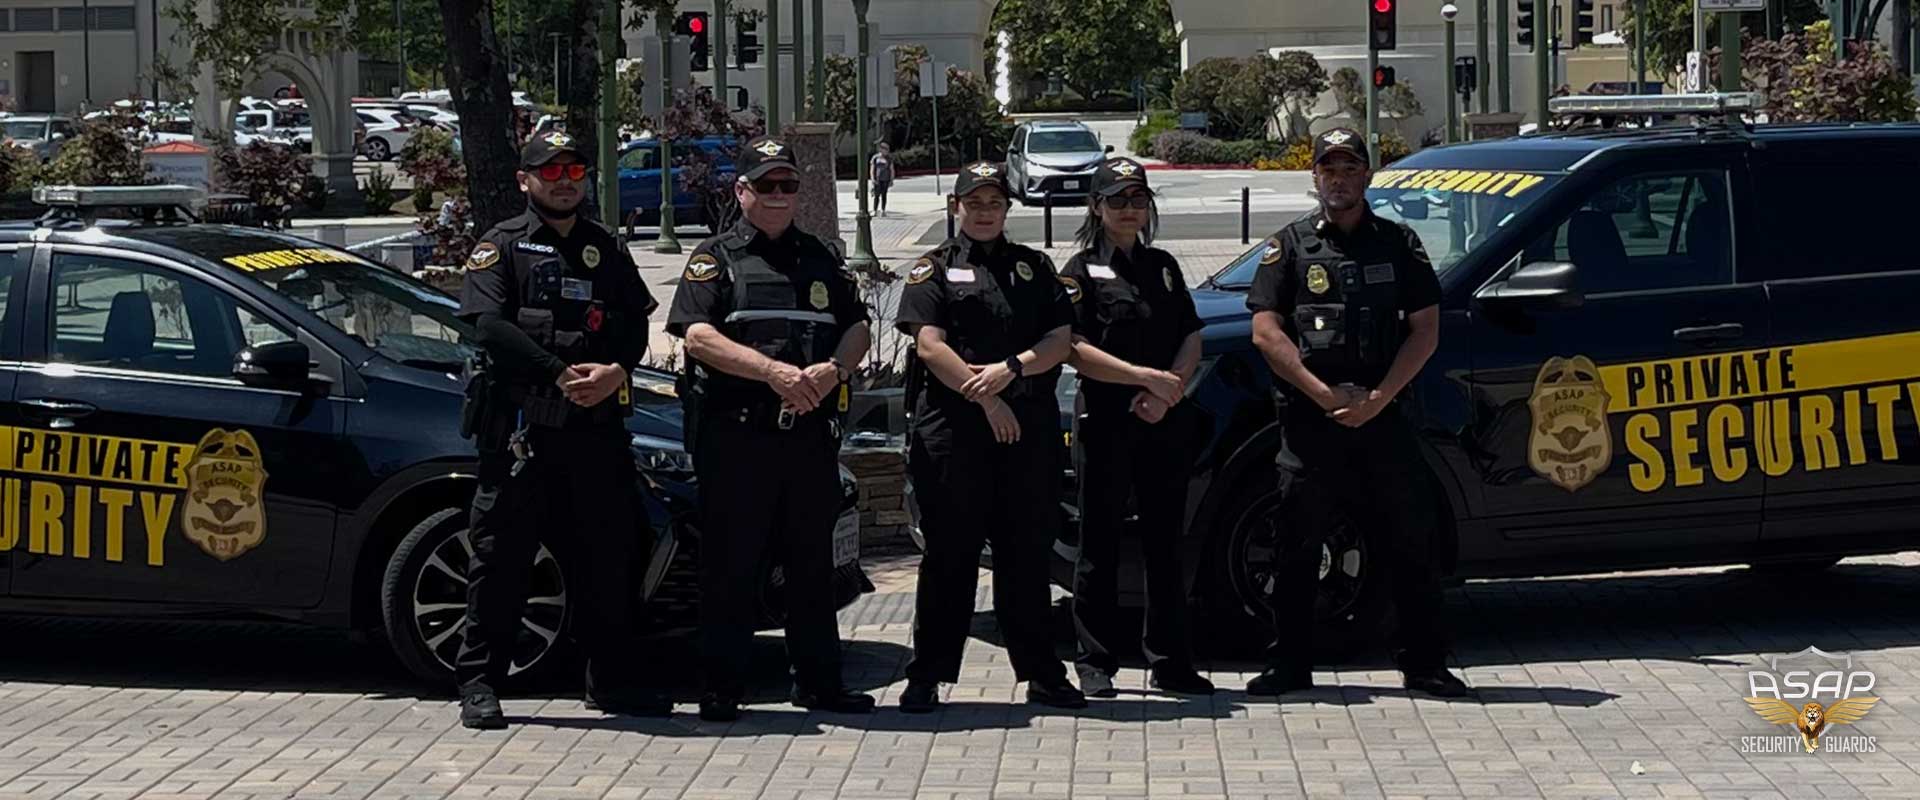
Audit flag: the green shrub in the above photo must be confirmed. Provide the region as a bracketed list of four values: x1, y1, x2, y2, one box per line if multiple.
[1149, 131, 1285, 166]
[361, 165, 403, 212]
[35, 112, 152, 187]
[1129, 110, 1179, 158]
[398, 126, 464, 195]
[890, 143, 963, 173]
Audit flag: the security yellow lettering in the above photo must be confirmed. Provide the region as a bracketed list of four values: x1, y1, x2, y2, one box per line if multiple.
[29, 481, 62, 556]
[72, 486, 90, 559]
[1841, 389, 1867, 466]
[0, 479, 14, 551]
[97, 488, 132, 563]
[1706, 404, 1749, 483]
[1755, 399, 1796, 477]
[1625, 414, 1666, 492]
[1505, 175, 1546, 197]
[140, 492, 174, 567]
[1799, 395, 1840, 471]
[1669, 409, 1705, 487]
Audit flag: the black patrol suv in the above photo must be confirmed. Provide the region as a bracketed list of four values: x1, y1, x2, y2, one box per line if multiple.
[1057, 98, 1920, 655]
[0, 186, 870, 686]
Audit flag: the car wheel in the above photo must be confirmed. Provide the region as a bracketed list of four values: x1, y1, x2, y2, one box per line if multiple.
[1207, 479, 1385, 660]
[366, 137, 392, 161]
[379, 507, 571, 686]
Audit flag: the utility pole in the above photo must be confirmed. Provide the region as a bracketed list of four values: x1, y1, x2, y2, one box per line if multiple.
[1475, 0, 1489, 113]
[1497, 0, 1511, 111]
[811, 0, 825, 118]
[654, 10, 682, 253]
[1693, 0, 1709, 90]
[792, 0, 806, 121]
[1534, 0, 1548, 125]
[1446, 4, 1461, 142]
[598, 0, 618, 229]
[1365, 50, 1379, 168]
[850, 0, 879, 270]
[395, 0, 406, 93]
[767, 0, 782, 134]
[715, 0, 729, 113]
[1720, 10, 1741, 91]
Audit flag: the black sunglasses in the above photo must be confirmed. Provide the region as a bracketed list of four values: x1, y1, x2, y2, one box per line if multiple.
[1101, 193, 1152, 210]
[749, 177, 802, 194]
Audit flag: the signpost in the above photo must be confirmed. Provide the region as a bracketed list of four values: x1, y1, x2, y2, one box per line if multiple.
[920, 60, 950, 196]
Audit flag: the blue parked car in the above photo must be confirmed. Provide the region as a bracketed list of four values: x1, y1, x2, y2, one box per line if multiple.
[618, 136, 737, 233]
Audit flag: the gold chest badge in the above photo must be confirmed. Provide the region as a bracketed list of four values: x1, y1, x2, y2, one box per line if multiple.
[183, 428, 270, 561]
[1306, 264, 1331, 294]
[1015, 262, 1034, 282]
[1528, 355, 1613, 492]
[809, 280, 831, 310]
[582, 244, 601, 269]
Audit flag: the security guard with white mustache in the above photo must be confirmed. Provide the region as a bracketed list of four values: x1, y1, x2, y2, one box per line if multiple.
[1246, 128, 1470, 699]
[668, 135, 876, 723]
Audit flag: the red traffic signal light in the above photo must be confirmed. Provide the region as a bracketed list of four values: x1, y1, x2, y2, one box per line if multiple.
[688, 15, 704, 34]
[1368, 0, 1398, 51]
[1374, 0, 1392, 12]
[1373, 65, 1397, 88]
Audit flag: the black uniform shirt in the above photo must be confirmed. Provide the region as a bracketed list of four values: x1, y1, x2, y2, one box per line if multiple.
[896, 234, 1074, 409]
[458, 208, 659, 384]
[1246, 209, 1440, 388]
[1058, 241, 1203, 410]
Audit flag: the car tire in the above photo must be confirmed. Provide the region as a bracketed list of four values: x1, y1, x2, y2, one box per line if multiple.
[366, 137, 392, 161]
[379, 507, 573, 687]
[1205, 471, 1386, 662]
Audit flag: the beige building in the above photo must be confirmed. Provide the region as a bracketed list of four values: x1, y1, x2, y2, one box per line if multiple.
[0, 1, 169, 112]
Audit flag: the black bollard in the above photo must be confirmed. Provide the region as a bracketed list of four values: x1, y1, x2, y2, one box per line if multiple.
[1044, 201, 1054, 248]
[1241, 187, 1251, 244]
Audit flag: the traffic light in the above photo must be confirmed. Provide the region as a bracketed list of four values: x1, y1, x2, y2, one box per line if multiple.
[1373, 65, 1396, 88]
[675, 11, 710, 71]
[1572, 0, 1595, 47]
[734, 16, 760, 65]
[1368, 0, 1397, 51]
[1517, 0, 1535, 48]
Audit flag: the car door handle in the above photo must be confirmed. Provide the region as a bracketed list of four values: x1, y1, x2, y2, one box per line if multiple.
[20, 398, 97, 423]
[1672, 323, 1745, 343]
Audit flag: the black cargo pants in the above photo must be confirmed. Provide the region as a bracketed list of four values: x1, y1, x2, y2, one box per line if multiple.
[455, 423, 650, 696]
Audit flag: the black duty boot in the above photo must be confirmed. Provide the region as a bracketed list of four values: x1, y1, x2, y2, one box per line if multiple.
[899, 680, 942, 714]
[460, 691, 507, 730]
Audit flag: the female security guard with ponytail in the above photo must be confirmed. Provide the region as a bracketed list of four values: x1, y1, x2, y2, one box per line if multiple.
[1056, 157, 1213, 698]
[894, 162, 1086, 713]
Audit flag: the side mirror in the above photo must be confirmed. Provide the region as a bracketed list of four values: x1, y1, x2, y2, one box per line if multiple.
[1104, 144, 1115, 153]
[1474, 261, 1584, 310]
[234, 340, 328, 391]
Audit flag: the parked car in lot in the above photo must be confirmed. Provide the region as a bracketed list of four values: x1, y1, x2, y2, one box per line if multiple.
[2, 115, 76, 162]
[1004, 120, 1112, 206]
[617, 136, 737, 233]
[916, 99, 1920, 658]
[0, 186, 871, 685]
[355, 108, 427, 161]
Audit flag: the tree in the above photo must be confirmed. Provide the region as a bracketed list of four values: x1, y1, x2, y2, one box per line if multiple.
[1621, 0, 1827, 81]
[436, 0, 523, 233]
[663, 87, 765, 229]
[991, 0, 1178, 101]
[1739, 20, 1916, 121]
[1266, 51, 1333, 140]
[156, 0, 370, 103]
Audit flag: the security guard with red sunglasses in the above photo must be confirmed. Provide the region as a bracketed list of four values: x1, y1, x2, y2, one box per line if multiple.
[668, 135, 876, 723]
[454, 132, 665, 729]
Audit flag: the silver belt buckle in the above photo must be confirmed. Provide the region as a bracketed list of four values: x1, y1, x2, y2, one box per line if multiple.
[777, 407, 796, 430]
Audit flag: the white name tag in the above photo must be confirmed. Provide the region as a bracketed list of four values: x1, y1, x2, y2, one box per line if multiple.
[945, 268, 975, 282]
[1088, 265, 1117, 279]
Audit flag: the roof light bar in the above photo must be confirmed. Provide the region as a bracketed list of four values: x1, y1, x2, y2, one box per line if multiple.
[1548, 92, 1766, 117]
[33, 184, 209, 209]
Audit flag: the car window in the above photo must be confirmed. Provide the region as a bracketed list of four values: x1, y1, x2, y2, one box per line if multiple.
[49, 253, 294, 378]
[355, 112, 378, 125]
[0, 249, 22, 357]
[51, 121, 72, 136]
[244, 259, 473, 371]
[1751, 148, 1916, 280]
[1027, 130, 1100, 154]
[619, 147, 657, 170]
[3, 120, 46, 140]
[1525, 170, 1731, 294]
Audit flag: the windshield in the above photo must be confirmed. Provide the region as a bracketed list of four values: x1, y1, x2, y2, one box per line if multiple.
[3, 120, 47, 140]
[1207, 167, 1562, 289]
[1028, 130, 1101, 154]
[245, 260, 475, 371]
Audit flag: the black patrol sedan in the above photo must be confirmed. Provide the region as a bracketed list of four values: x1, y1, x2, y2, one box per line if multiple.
[1043, 119, 1920, 657]
[0, 189, 871, 685]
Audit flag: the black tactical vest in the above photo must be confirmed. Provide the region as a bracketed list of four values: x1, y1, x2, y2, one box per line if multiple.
[505, 238, 630, 426]
[696, 243, 842, 407]
[1286, 217, 1402, 378]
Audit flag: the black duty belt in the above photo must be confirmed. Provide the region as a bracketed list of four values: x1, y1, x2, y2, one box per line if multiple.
[714, 400, 839, 435]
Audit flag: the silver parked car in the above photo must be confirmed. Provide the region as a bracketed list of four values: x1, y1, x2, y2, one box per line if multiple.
[1004, 120, 1113, 206]
[2, 115, 77, 162]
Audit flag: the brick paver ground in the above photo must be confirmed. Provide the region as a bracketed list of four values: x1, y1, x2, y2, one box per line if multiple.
[4, 548, 1920, 799]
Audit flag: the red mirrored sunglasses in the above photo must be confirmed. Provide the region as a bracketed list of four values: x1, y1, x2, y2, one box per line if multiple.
[535, 163, 589, 182]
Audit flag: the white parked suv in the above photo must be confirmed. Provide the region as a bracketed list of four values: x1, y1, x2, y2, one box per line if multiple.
[1004, 120, 1113, 206]
[355, 107, 426, 161]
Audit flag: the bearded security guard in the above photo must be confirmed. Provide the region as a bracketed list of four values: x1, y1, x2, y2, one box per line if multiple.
[1246, 128, 1471, 699]
[666, 135, 877, 723]
[454, 131, 666, 729]
[1057, 158, 1212, 698]
[894, 161, 1086, 713]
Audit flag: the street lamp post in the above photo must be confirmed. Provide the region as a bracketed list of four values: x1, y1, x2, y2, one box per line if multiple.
[1474, 0, 1488, 114]
[654, 10, 682, 253]
[715, 0, 729, 113]
[793, 0, 806, 122]
[1444, 4, 1460, 143]
[849, 0, 880, 270]
[767, 0, 781, 134]
[1635, 0, 1647, 91]
[811, 0, 826, 119]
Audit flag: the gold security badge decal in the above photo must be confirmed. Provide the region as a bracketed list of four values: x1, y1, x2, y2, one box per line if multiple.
[1015, 262, 1033, 282]
[1305, 264, 1331, 295]
[1528, 356, 1613, 492]
[809, 281, 831, 310]
[0, 426, 268, 567]
[582, 244, 602, 269]
[1529, 330, 1920, 494]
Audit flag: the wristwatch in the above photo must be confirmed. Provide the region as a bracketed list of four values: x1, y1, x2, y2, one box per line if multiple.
[1004, 356, 1024, 377]
[829, 357, 851, 383]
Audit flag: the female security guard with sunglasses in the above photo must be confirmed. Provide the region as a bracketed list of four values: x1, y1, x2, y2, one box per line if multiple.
[894, 161, 1087, 713]
[1056, 158, 1212, 698]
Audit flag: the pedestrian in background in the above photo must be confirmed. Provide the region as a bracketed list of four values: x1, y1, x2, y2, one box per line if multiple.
[1058, 157, 1213, 698]
[894, 161, 1086, 713]
[871, 143, 895, 217]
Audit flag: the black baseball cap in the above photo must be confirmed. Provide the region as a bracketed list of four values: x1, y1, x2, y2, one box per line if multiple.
[738, 136, 800, 180]
[1092, 157, 1151, 197]
[952, 161, 1011, 198]
[1312, 128, 1369, 166]
[521, 130, 585, 168]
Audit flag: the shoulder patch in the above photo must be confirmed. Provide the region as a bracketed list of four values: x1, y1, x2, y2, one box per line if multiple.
[1059, 275, 1082, 303]
[684, 253, 720, 282]
[1259, 238, 1284, 265]
[467, 242, 500, 270]
[907, 257, 935, 285]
